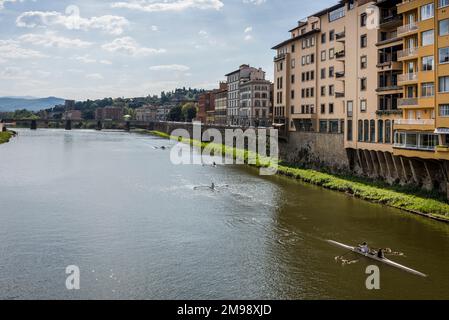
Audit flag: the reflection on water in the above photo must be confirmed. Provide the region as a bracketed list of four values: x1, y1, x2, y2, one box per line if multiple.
[1, 129, 449, 299]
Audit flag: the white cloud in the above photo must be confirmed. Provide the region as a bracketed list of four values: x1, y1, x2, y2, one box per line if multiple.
[149, 64, 190, 71]
[16, 11, 129, 35]
[0, 0, 26, 10]
[102, 37, 166, 56]
[0, 39, 46, 62]
[99, 59, 112, 65]
[72, 55, 96, 64]
[244, 26, 252, 33]
[151, 25, 159, 31]
[1, 66, 31, 79]
[111, 0, 224, 12]
[86, 73, 104, 80]
[244, 34, 253, 41]
[243, 0, 266, 5]
[19, 32, 92, 48]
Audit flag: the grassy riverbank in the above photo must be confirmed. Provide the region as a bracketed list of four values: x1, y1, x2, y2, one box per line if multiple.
[143, 129, 449, 222]
[0, 131, 14, 145]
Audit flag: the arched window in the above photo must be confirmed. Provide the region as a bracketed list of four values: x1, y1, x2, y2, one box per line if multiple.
[358, 120, 363, 141]
[385, 120, 391, 143]
[378, 120, 384, 143]
[364, 120, 369, 142]
[370, 120, 376, 142]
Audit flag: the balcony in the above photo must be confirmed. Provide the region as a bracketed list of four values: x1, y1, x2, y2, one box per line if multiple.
[395, 119, 434, 126]
[397, 47, 418, 60]
[274, 53, 286, 62]
[377, 61, 402, 71]
[398, 73, 417, 84]
[379, 15, 402, 29]
[398, 98, 418, 107]
[335, 50, 345, 59]
[336, 31, 345, 41]
[335, 71, 345, 78]
[376, 85, 402, 92]
[335, 92, 345, 98]
[397, 22, 418, 36]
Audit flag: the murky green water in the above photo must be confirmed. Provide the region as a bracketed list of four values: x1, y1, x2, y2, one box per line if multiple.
[1, 129, 448, 299]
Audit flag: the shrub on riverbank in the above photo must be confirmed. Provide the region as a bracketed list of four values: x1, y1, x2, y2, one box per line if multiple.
[0, 131, 13, 144]
[143, 130, 449, 221]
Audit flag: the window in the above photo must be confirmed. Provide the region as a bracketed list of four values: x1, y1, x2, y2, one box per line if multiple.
[422, 30, 434, 46]
[439, 47, 449, 64]
[346, 120, 353, 141]
[320, 120, 328, 133]
[360, 100, 367, 112]
[291, 90, 295, 99]
[421, 82, 435, 97]
[440, 0, 449, 8]
[360, 34, 367, 48]
[329, 120, 339, 133]
[329, 85, 335, 96]
[291, 59, 295, 68]
[378, 120, 384, 143]
[291, 44, 295, 53]
[440, 19, 449, 36]
[329, 30, 335, 41]
[370, 120, 376, 143]
[439, 76, 449, 92]
[361, 13, 367, 27]
[364, 120, 369, 142]
[421, 3, 434, 21]
[321, 33, 326, 44]
[291, 106, 295, 114]
[321, 50, 326, 61]
[347, 101, 353, 117]
[321, 86, 326, 97]
[291, 75, 295, 84]
[360, 78, 367, 91]
[422, 56, 434, 70]
[329, 66, 334, 78]
[321, 68, 326, 79]
[277, 62, 283, 71]
[321, 104, 326, 114]
[360, 55, 367, 69]
[329, 48, 335, 59]
[385, 120, 391, 144]
[329, 103, 334, 114]
[440, 104, 449, 116]
[329, 7, 345, 22]
[358, 120, 363, 142]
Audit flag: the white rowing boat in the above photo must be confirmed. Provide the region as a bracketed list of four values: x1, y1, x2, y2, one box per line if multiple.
[327, 240, 427, 278]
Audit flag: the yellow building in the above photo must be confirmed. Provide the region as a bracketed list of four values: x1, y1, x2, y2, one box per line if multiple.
[273, 0, 449, 195]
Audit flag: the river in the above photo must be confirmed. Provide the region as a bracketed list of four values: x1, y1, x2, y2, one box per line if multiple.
[1, 129, 449, 299]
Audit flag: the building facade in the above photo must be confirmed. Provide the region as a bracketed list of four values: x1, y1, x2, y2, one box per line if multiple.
[197, 91, 216, 124]
[239, 79, 273, 127]
[225, 64, 267, 125]
[95, 106, 123, 121]
[136, 105, 158, 122]
[214, 87, 228, 126]
[62, 110, 82, 120]
[272, 0, 449, 195]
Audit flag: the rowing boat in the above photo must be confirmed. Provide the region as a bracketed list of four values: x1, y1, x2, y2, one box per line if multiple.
[327, 240, 427, 278]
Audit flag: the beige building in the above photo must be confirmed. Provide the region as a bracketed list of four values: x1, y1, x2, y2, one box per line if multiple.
[136, 105, 157, 122]
[272, 0, 449, 195]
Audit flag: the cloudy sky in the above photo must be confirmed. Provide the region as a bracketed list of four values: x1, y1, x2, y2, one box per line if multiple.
[0, 0, 335, 100]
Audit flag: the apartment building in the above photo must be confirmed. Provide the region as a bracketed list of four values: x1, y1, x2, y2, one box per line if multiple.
[136, 105, 158, 122]
[394, 0, 449, 162]
[225, 64, 266, 125]
[198, 91, 215, 124]
[239, 79, 273, 127]
[214, 87, 228, 126]
[95, 106, 123, 121]
[272, 0, 449, 194]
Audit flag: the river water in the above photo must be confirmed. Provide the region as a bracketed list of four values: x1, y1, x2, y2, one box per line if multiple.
[1, 129, 449, 300]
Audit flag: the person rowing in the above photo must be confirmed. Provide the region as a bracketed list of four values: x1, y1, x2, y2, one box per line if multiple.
[377, 248, 385, 259]
[211, 182, 215, 190]
[359, 242, 369, 254]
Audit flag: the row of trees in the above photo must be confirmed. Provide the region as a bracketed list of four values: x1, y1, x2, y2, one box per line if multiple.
[167, 103, 198, 122]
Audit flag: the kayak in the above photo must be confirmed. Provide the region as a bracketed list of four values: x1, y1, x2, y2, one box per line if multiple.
[327, 240, 427, 278]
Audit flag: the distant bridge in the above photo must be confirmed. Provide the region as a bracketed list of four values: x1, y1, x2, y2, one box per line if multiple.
[0, 119, 156, 131]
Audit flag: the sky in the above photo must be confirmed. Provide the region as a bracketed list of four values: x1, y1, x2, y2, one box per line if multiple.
[0, 0, 336, 100]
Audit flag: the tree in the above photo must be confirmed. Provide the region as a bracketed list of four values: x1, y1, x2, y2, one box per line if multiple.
[168, 105, 182, 122]
[182, 103, 197, 122]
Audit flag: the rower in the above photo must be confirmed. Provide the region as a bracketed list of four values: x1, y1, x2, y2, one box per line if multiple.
[359, 242, 369, 254]
[211, 183, 215, 190]
[377, 249, 385, 259]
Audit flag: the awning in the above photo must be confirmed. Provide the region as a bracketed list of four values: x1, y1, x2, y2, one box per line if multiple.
[272, 123, 285, 127]
[434, 128, 449, 134]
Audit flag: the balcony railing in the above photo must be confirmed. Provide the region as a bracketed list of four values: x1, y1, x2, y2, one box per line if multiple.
[335, 50, 345, 59]
[397, 22, 418, 36]
[335, 71, 345, 78]
[397, 47, 418, 59]
[398, 98, 418, 106]
[336, 31, 345, 40]
[335, 92, 345, 98]
[398, 73, 417, 83]
[274, 53, 286, 61]
[395, 119, 434, 125]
